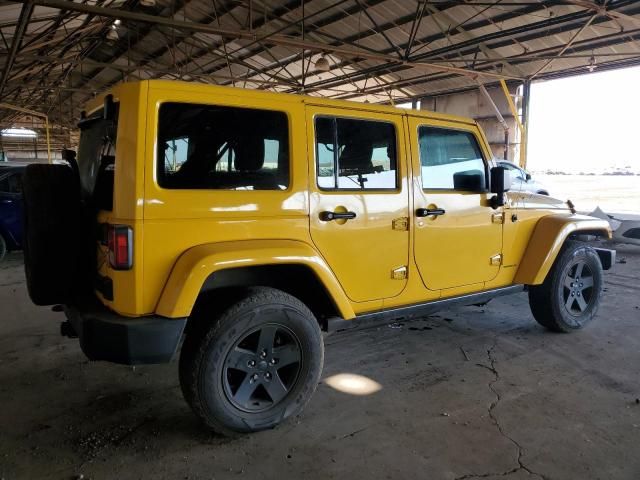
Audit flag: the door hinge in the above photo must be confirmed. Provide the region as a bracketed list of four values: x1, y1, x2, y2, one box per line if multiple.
[391, 266, 408, 280]
[489, 254, 502, 266]
[392, 217, 409, 231]
[492, 212, 505, 224]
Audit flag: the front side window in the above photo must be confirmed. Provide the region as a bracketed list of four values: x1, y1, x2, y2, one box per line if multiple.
[157, 103, 289, 190]
[419, 126, 486, 191]
[315, 116, 397, 190]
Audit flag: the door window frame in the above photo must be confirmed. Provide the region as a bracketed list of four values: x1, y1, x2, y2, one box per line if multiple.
[313, 113, 401, 193]
[416, 124, 490, 193]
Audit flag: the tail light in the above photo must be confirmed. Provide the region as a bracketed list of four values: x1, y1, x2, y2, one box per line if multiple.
[107, 225, 133, 270]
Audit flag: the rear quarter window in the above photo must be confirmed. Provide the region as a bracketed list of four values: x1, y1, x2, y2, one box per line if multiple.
[157, 103, 290, 191]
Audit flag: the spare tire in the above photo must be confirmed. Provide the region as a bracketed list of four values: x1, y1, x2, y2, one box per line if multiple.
[22, 164, 84, 305]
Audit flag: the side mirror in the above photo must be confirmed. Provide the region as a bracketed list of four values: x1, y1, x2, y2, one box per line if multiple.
[490, 166, 511, 208]
[525, 172, 532, 181]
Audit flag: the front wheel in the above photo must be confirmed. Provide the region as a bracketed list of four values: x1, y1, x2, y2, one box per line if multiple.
[179, 287, 324, 435]
[528, 240, 603, 332]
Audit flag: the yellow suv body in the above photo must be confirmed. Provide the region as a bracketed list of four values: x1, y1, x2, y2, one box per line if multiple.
[22, 80, 614, 434]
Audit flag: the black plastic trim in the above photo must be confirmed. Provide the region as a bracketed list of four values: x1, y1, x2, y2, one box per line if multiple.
[319, 210, 357, 221]
[328, 285, 524, 333]
[594, 248, 615, 271]
[416, 208, 445, 217]
[94, 274, 113, 301]
[64, 300, 186, 365]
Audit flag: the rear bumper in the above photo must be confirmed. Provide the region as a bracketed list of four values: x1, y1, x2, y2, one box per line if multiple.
[63, 301, 186, 365]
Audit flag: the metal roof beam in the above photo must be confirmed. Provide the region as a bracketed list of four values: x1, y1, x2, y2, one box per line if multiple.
[16, 0, 518, 80]
[284, 1, 638, 95]
[0, 0, 34, 96]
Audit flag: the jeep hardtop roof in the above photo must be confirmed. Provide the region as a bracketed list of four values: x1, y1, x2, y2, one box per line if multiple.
[83, 80, 478, 128]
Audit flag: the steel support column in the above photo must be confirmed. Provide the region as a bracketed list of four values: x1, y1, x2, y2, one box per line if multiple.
[520, 79, 531, 169]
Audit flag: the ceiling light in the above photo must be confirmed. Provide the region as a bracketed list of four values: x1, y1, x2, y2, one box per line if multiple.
[114, 19, 121, 25]
[1, 128, 37, 139]
[587, 55, 597, 73]
[315, 55, 331, 72]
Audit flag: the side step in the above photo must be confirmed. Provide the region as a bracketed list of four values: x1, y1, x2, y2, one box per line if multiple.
[327, 285, 525, 334]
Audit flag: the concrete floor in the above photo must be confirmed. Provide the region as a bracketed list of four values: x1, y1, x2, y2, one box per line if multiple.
[1, 246, 639, 480]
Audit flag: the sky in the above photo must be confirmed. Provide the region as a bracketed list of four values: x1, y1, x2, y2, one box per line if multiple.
[527, 65, 640, 174]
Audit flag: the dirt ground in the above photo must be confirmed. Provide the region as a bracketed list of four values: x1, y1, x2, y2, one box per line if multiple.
[1, 245, 640, 480]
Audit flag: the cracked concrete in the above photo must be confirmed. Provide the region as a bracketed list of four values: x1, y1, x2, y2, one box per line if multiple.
[1, 245, 640, 480]
[456, 342, 548, 480]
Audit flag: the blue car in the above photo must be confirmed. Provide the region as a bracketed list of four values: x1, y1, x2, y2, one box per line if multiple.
[0, 163, 26, 261]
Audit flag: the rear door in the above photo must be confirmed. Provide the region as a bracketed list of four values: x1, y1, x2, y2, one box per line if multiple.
[408, 117, 503, 291]
[306, 106, 410, 303]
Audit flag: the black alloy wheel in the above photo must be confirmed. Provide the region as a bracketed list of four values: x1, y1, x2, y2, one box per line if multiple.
[529, 240, 603, 332]
[223, 324, 302, 412]
[179, 287, 324, 435]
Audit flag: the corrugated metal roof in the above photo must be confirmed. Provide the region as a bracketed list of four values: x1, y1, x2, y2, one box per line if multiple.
[0, 0, 639, 148]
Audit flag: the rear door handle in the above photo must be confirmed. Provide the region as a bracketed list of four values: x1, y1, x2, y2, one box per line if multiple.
[319, 211, 357, 221]
[416, 208, 446, 217]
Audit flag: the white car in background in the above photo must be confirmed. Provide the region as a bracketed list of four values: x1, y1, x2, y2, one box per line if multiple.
[497, 160, 549, 195]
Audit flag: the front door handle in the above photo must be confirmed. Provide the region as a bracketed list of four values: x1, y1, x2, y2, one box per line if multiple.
[416, 208, 446, 217]
[1, 199, 13, 205]
[319, 211, 357, 222]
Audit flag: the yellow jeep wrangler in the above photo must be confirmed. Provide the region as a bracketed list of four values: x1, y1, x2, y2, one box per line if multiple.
[22, 80, 614, 435]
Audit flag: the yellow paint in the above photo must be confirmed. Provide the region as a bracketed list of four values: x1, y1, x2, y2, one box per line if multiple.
[407, 116, 503, 291]
[514, 214, 612, 285]
[83, 80, 611, 321]
[155, 240, 355, 320]
[305, 105, 410, 303]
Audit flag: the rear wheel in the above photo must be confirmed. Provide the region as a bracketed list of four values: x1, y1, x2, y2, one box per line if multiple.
[529, 240, 603, 332]
[179, 287, 324, 435]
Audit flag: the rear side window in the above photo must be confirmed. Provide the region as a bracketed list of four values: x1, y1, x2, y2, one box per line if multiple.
[419, 127, 486, 191]
[315, 116, 397, 190]
[157, 103, 289, 190]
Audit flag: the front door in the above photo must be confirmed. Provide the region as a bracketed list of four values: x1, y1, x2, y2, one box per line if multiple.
[409, 117, 503, 291]
[307, 106, 410, 303]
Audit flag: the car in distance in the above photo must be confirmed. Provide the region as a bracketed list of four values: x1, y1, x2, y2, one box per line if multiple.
[497, 160, 549, 195]
[21, 80, 614, 435]
[0, 162, 26, 261]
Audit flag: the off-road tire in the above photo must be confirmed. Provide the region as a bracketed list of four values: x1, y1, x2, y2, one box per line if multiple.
[529, 240, 603, 332]
[22, 164, 83, 305]
[179, 287, 324, 435]
[0, 234, 6, 262]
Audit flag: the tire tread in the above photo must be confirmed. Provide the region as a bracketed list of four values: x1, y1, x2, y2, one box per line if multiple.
[179, 287, 322, 436]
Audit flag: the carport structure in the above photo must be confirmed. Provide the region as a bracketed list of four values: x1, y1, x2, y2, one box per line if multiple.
[0, 0, 639, 160]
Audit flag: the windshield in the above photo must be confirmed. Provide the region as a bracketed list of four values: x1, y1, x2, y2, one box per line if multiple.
[77, 105, 118, 204]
